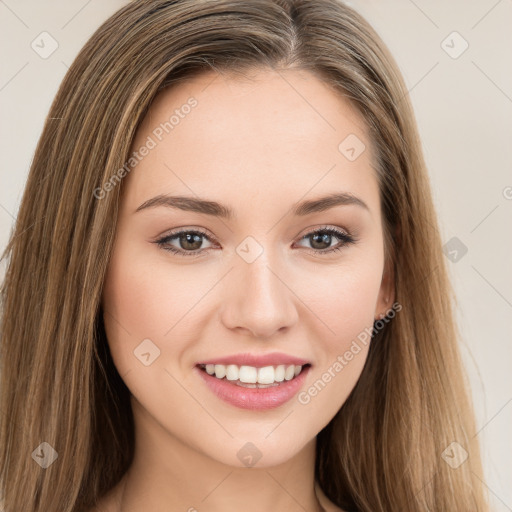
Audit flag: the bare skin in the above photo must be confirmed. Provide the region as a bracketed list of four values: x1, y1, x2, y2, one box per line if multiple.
[93, 473, 343, 512]
[95, 67, 394, 512]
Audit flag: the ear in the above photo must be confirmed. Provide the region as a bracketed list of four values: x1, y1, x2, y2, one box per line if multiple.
[375, 255, 395, 321]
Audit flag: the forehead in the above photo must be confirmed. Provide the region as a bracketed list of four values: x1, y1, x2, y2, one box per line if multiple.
[123, 67, 379, 217]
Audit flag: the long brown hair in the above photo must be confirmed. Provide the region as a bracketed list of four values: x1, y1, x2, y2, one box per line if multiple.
[0, 1, 488, 510]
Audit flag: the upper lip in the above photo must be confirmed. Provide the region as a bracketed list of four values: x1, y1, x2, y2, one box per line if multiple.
[197, 352, 311, 368]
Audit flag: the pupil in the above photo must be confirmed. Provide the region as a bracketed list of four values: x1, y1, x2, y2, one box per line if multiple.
[177, 232, 333, 252]
[311, 233, 331, 250]
[181, 233, 202, 250]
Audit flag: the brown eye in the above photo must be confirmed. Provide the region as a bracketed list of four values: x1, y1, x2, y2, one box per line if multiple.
[309, 232, 334, 250]
[178, 232, 204, 251]
[154, 229, 215, 257]
[296, 227, 357, 254]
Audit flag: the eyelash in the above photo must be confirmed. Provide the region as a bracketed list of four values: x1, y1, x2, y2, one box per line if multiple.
[153, 226, 357, 258]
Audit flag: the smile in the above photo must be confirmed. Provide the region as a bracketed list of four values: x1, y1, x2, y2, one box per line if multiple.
[196, 363, 312, 410]
[199, 363, 309, 387]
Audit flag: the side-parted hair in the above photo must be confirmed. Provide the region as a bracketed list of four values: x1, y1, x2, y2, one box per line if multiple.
[0, 1, 488, 510]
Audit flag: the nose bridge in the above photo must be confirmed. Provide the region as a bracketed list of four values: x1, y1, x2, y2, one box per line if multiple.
[220, 238, 298, 338]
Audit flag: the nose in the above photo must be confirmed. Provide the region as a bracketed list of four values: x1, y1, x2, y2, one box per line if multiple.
[219, 250, 299, 339]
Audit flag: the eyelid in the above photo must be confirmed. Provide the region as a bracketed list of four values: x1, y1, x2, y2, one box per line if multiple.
[152, 226, 217, 244]
[293, 225, 357, 253]
[153, 224, 357, 257]
[152, 226, 217, 256]
[295, 223, 352, 240]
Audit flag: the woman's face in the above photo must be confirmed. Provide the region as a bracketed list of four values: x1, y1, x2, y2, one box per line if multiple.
[102, 67, 393, 468]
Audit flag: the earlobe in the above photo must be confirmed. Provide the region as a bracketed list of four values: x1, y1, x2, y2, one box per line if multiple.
[375, 257, 395, 320]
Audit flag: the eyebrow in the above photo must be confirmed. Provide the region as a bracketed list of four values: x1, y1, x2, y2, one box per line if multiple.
[134, 192, 369, 219]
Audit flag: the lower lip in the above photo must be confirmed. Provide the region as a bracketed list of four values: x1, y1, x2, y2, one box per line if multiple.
[196, 365, 311, 411]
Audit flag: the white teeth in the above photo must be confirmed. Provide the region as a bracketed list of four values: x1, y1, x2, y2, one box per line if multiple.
[274, 365, 285, 382]
[214, 364, 226, 379]
[257, 366, 275, 384]
[225, 364, 239, 381]
[239, 365, 258, 383]
[284, 365, 295, 381]
[201, 363, 305, 384]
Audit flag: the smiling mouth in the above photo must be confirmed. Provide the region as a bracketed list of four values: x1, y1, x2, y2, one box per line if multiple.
[197, 363, 311, 388]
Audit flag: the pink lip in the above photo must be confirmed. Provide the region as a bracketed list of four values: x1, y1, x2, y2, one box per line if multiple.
[195, 364, 311, 410]
[197, 352, 311, 367]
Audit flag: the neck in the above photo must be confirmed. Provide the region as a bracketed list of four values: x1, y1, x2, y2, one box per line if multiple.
[117, 397, 326, 512]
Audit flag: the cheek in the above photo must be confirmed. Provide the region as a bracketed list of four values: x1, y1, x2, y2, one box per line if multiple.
[101, 243, 214, 373]
[101, 247, 169, 368]
[296, 255, 383, 347]
[293, 258, 382, 419]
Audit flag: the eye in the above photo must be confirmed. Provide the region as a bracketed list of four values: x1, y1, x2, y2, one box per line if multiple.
[154, 228, 216, 257]
[294, 226, 357, 255]
[154, 225, 357, 258]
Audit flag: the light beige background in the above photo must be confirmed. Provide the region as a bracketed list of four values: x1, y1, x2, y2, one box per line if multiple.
[1, 1, 511, 509]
